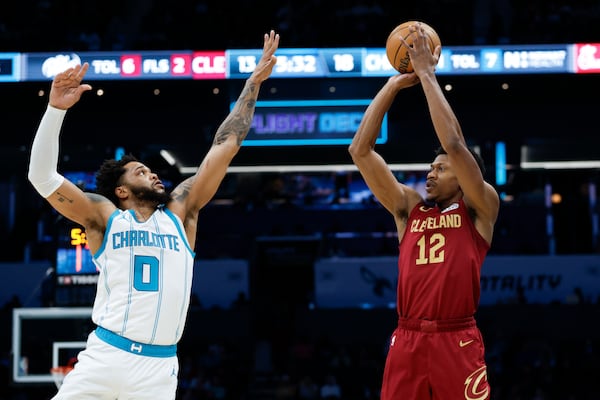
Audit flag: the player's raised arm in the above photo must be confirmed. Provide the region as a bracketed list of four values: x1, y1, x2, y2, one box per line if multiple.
[349, 73, 423, 222]
[168, 30, 279, 229]
[28, 63, 114, 229]
[402, 23, 499, 242]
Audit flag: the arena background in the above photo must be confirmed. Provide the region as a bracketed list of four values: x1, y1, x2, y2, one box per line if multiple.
[0, 1, 599, 399]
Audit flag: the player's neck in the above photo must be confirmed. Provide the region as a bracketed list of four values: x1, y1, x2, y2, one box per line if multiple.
[133, 206, 157, 222]
[435, 193, 462, 211]
[121, 200, 159, 222]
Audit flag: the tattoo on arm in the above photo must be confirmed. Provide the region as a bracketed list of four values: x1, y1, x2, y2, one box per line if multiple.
[55, 191, 74, 204]
[172, 177, 194, 202]
[214, 81, 259, 146]
[54, 191, 111, 207]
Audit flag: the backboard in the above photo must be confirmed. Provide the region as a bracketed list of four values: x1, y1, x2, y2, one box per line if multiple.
[12, 307, 92, 385]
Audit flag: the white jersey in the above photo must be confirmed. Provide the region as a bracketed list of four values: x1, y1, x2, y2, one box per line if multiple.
[91, 206, 195, 345]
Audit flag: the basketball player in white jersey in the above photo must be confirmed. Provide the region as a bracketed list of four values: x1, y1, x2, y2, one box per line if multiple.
[28, 30, 279, 400]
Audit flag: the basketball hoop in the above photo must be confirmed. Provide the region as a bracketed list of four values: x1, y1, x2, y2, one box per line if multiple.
[50, 365, 73, 389]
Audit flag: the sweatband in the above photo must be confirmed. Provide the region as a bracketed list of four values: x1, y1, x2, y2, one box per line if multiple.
[27, 105, 67, 198]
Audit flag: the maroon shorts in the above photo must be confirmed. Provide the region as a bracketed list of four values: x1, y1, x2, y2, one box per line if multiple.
[380, 316, 490, 400]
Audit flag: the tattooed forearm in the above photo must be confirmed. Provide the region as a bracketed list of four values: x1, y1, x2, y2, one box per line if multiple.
[213, 81, 260, 146]
[171, 177, 194, 202]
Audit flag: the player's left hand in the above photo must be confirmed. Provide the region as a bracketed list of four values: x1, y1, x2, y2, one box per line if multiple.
[389, 71, 420, 90]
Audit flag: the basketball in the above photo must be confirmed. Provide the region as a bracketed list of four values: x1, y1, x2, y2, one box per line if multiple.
[385, 21, 441, 73]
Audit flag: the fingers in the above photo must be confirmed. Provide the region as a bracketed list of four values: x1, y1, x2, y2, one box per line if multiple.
[56, 62, 89, 82]
[400, 23, 435, 61]
[53, 63, 91, 90]
[79, 83, 93, 94]
[404, 23, 428, 51]
[67, 62, 88, 83]
[392, 72, 420, 88]
[74, 62, 90, 82]
[263, 29, 280, 55]
[248, 31, 280, 82]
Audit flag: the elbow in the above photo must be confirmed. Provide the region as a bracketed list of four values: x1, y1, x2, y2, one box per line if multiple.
[27, 167, 42, 186]
[348, 143, 356, 157]
[348, 143, 364, 163]
[27, 169, 65, 198]
[348, 145, 368, 166]
[348, 141, 368, 159]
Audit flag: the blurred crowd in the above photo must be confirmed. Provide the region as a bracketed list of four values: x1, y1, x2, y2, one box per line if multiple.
[0, 0, 599, 53]
[181, 332, 600, 400]
[172, 331, 600, 400]
[2, 302, 599, 399]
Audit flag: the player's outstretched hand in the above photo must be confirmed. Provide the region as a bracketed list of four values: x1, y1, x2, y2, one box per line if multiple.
[248, 30, 280, 84]
[49, 63, 93, 110]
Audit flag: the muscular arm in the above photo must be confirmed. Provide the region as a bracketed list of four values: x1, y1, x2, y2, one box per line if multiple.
[28, 64, 115, 251]
[180, 78, 263, 200]
[168, 31, 279, 243]
[349, 74, 423, 238]
[406, 24, 499, 242]
[170, 78, 261, 215]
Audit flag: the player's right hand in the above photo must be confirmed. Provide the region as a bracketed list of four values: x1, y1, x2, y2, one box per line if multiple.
[49, 63, 93, 110]
[400, 24, 438, 78]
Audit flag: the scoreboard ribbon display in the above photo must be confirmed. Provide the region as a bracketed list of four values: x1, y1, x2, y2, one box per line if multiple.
[0, 53, 20, 82]
[4, 43, 599, 81]
[228, 48, 364, 78]
[236, 99, 387, 146]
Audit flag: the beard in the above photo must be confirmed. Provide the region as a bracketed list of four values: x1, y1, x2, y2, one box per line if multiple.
[130, 185, 172, 205]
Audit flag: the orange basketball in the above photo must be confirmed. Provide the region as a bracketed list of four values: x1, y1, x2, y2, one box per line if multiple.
[385, 21, 441, 73]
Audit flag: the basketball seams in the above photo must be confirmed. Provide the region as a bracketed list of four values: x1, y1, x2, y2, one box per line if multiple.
[385, 21, 441, 73]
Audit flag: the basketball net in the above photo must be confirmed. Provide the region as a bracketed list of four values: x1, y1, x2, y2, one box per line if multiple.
[50, 366, 73, 389]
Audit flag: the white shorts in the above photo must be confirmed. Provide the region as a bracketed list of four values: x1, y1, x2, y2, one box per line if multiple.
[51, 331, 179, 400]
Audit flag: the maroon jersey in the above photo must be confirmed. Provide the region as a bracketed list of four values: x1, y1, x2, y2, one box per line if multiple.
[397, 199, 489, 320]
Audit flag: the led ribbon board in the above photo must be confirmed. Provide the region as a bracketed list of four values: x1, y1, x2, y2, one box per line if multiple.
[14, 43, 598, 81]
[231, 99, 387, 146]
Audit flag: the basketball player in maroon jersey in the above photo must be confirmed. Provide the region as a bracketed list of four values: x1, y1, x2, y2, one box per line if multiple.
[349, 23, 499, 399]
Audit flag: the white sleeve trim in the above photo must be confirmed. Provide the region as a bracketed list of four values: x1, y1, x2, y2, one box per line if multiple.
[27, 105, 67, 198]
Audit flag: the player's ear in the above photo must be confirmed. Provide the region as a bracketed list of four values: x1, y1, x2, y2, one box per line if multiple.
[115, 185, 128, 199]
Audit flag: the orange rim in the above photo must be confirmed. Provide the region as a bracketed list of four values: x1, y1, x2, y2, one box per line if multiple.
[50, 366, 74, 374]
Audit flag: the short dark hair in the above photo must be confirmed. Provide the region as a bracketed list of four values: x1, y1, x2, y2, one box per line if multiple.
[95, 154, 139, 206]
[434, 146, 486, 175]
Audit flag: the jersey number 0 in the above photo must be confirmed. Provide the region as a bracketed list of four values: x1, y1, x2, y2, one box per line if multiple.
[133, 255, 160, 291]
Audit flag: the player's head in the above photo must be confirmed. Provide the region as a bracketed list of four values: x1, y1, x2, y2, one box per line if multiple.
[425, 146, 485, 204]
[95, 154, 170, 207]
[434, 146, 485, 175]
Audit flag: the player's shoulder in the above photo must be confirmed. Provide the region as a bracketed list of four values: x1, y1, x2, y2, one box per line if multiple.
[82, 192, 118, 226]
[85, 192, 113, 204]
